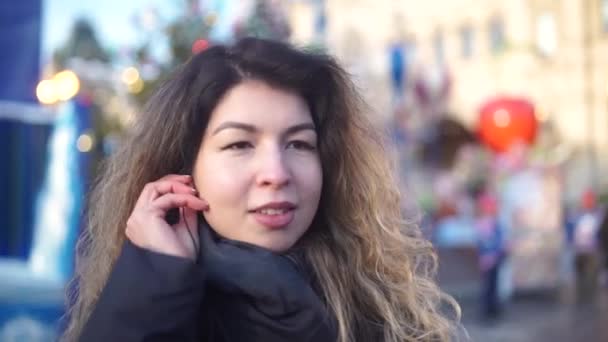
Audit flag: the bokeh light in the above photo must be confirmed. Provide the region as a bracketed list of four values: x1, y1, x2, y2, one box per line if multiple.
[127, 77, 144, 94]
[76, 133, 94, 152]
[36, 79, 58, 105]
[121, 67, 140, 86]
[52, 70, 80, 101]
[191, 39, 209, 54]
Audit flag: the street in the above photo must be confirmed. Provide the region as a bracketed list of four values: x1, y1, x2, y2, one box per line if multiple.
[458, 291, 608, 341]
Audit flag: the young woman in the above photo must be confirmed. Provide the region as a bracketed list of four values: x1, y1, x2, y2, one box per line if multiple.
[63, 37, 460, 342]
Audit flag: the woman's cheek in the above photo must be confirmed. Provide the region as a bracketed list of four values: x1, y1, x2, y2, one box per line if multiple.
[200, 165, 248, 206]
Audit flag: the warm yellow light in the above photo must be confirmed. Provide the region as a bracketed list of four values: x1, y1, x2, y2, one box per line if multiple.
[53, 70, 80, 101]
[493, 108, 511, 127]
[76, 133, 94, 152]
[122, 67, 140, 85]
[128, 77, 144, 94]
[36, 80, 58, 105]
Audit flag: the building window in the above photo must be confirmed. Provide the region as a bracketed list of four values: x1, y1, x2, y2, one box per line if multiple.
[434, 30, 445, 64]
[536, 12, 557, 57]
[602, 0, 608, 32]
[314, 2, 326, 39]
[460, 25, 474, 59]
[489, 17, 505, 54]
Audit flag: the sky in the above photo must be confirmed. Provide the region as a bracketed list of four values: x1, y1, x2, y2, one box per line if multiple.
[42, 0, 182, 63]
[41, 0, 246, 64]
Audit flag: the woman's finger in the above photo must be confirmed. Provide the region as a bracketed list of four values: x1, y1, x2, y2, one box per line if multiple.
[152, 180, 198, 198]
[152, 193, 209, 212]
[157, 173, 193, 183]
[139, 179, 198, 203]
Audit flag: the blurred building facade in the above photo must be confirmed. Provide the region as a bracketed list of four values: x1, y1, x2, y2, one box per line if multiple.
[288, 0, 608, 192]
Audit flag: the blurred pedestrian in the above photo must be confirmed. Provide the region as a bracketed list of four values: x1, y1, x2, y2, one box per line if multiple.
[598, 204, 608, 287]
[572, 190, 602, 303]
[561, 203, 578, 295]
[62, 38, 461, 342]
[475, 190, 506, 321]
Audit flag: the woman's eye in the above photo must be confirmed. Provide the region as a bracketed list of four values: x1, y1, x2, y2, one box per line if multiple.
[223, 141, 253, 150]
[287, 140, 316, 150]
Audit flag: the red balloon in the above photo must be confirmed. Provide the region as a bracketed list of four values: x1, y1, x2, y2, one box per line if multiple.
[477, 97, 538, 153]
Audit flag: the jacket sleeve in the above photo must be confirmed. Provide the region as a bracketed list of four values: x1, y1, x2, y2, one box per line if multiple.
[78, 239, 205, 341]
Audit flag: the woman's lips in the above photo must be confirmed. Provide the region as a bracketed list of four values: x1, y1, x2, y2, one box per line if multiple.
[251, 209, 295, 229]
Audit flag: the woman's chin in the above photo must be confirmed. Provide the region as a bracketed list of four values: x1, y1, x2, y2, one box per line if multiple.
[210, 226, 303, 254]
[210, 229, 295, 253]
[245, 236, 295, 253]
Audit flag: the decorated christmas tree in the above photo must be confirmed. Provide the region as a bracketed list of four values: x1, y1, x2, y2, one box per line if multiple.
[236, 0, 290, 41]
[131, 0, 291, 104]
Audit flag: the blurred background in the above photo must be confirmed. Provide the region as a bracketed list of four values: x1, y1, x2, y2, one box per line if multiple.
[1, 0, 608, 341]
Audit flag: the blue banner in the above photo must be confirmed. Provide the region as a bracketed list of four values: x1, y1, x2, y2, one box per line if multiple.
[0, 0, 41, 102]
[0, 0, 43, 257]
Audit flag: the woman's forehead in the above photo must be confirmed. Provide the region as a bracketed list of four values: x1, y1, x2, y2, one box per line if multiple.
[206, 80, 313, 133]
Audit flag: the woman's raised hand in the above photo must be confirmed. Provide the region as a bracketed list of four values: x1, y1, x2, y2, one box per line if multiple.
[126, 174, 208, 260]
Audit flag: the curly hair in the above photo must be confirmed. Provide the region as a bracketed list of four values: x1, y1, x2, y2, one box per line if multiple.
[62, 37, 461, 342]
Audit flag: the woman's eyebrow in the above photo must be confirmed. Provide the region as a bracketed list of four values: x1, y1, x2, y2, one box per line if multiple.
[212, 121, 257, 136]
[212, 121, 316, 136]
[284, 122, 316, 136]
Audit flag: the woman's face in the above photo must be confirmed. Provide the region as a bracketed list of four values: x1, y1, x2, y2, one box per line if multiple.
[193, 80, 323, 252]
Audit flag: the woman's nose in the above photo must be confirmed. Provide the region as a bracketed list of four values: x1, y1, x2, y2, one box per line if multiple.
[255, 148, 290, 189]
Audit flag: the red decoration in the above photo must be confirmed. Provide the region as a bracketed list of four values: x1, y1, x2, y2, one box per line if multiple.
[192, 39, 210, 54]
[477, 97, 538, 153]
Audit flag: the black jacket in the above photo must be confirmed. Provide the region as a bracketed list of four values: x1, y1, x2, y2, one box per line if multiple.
[79, 224, 337, 342]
